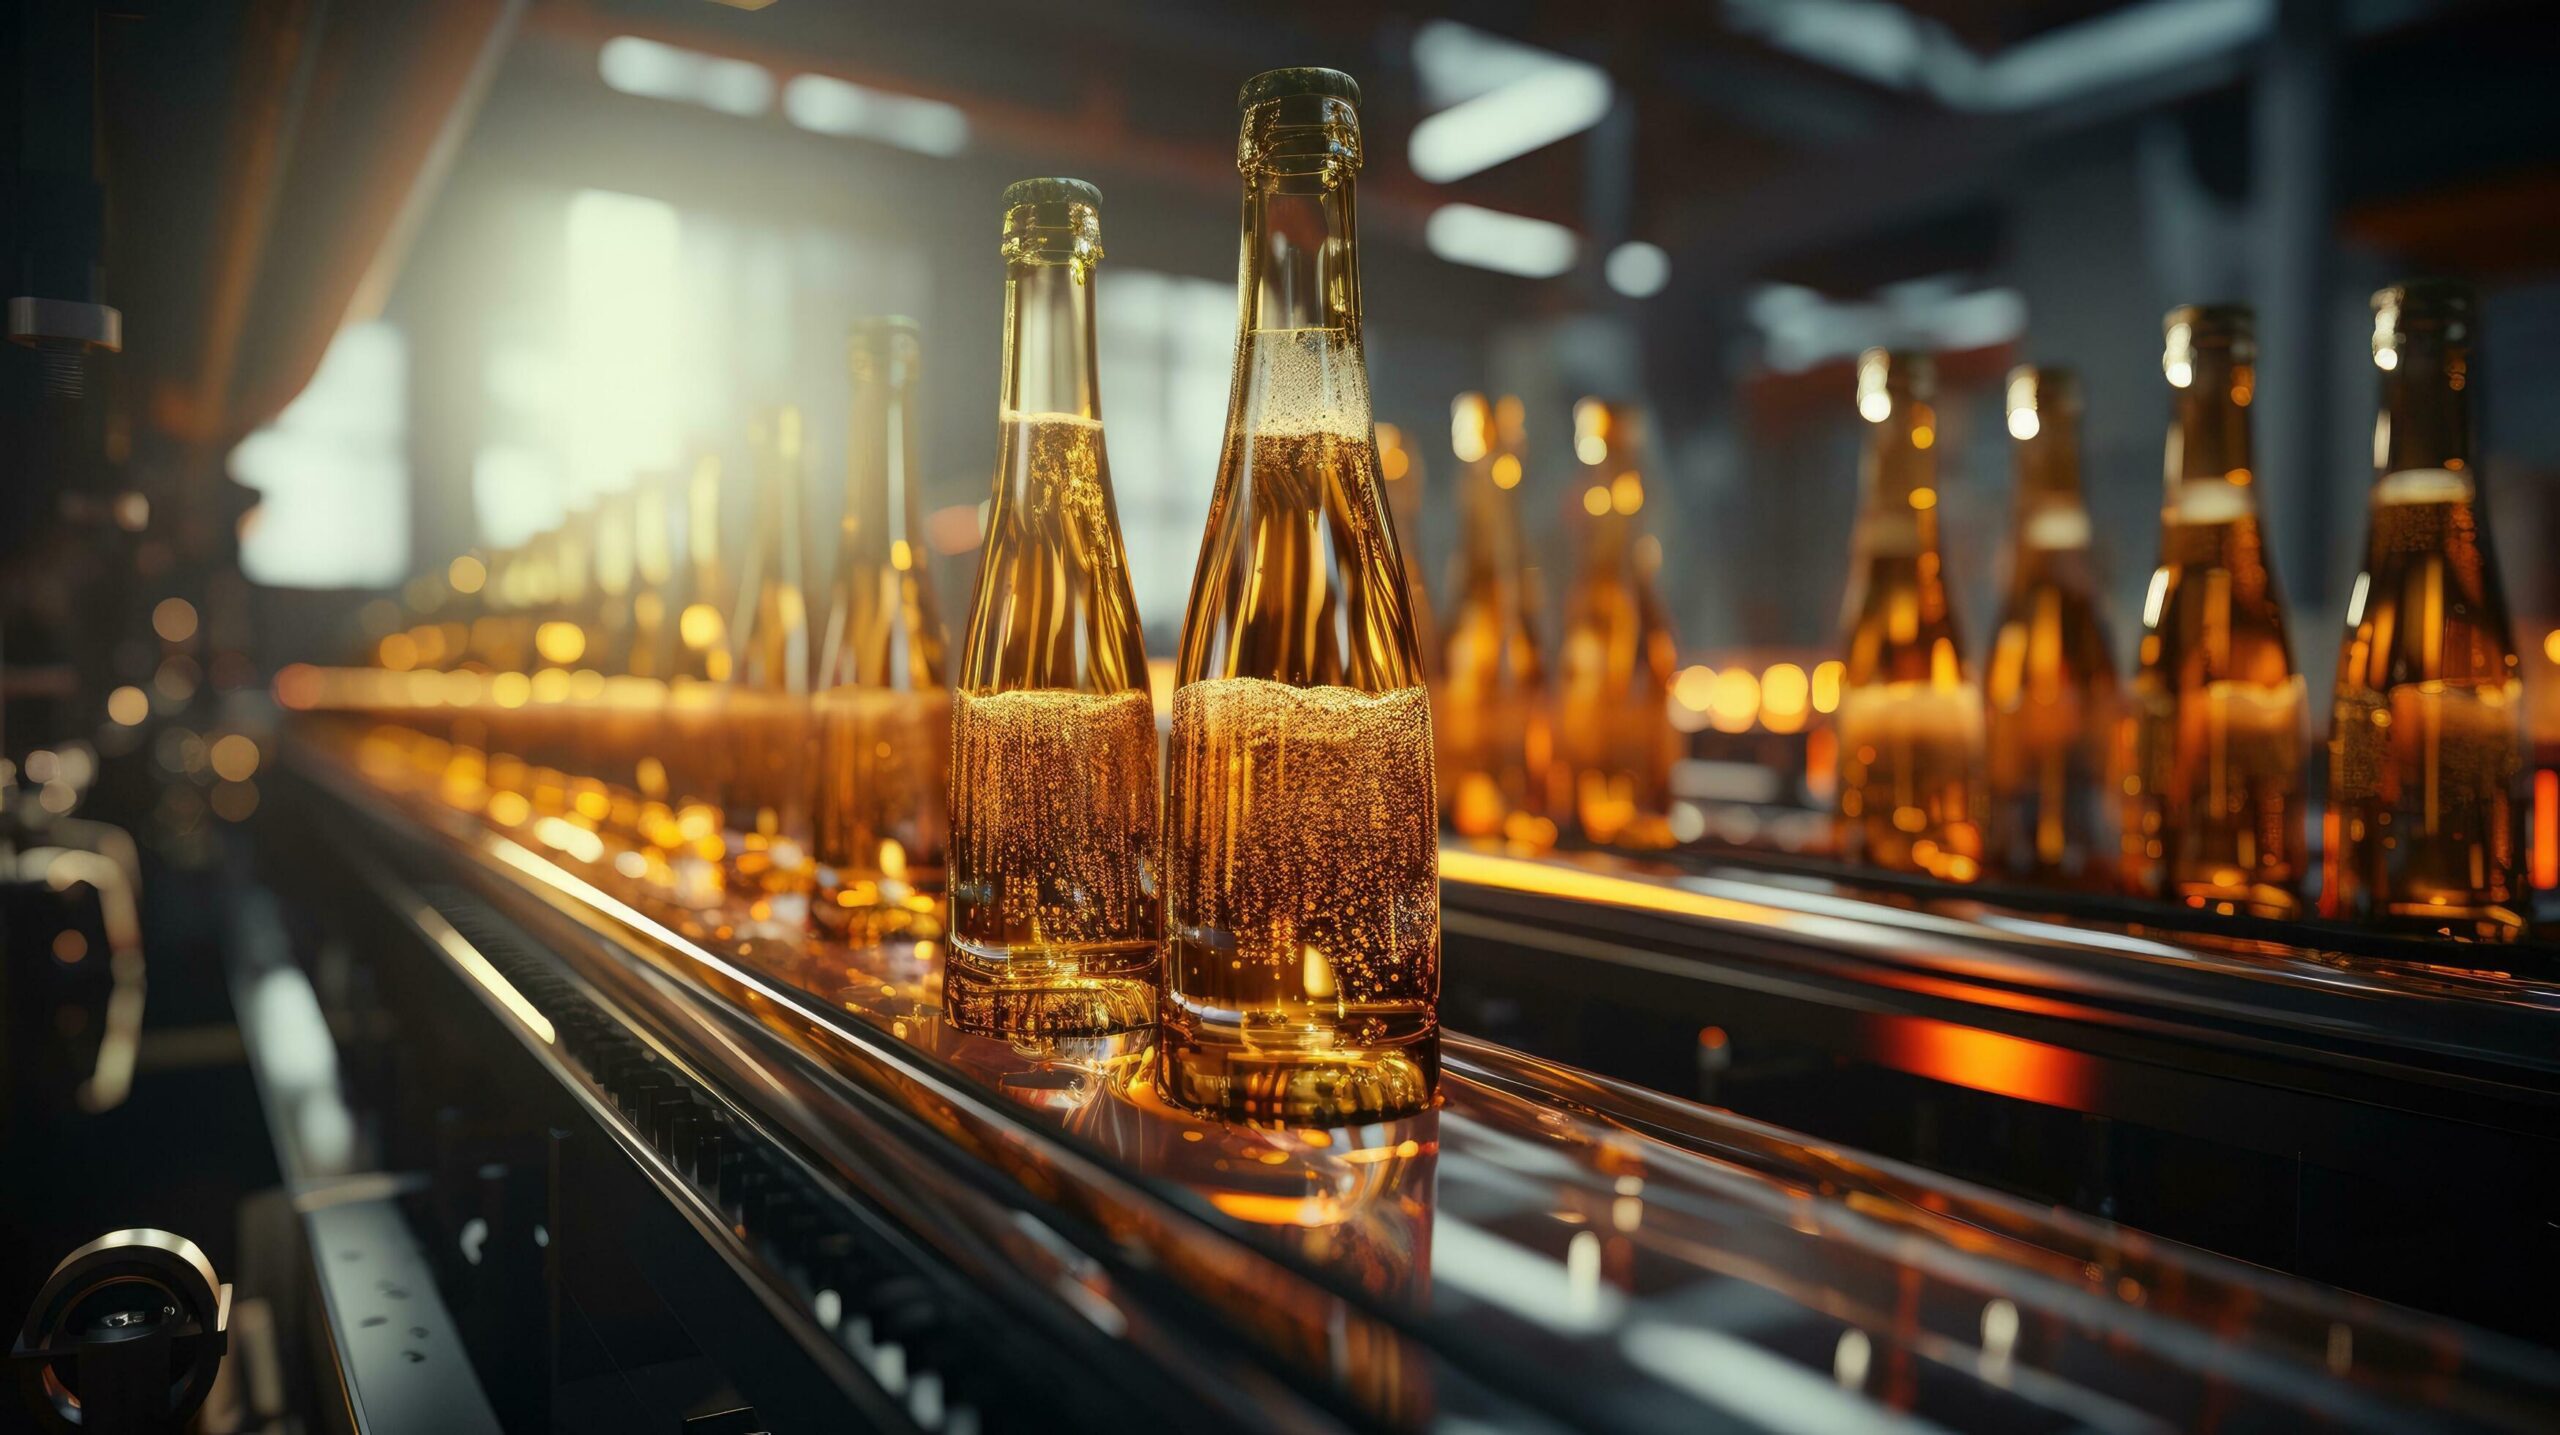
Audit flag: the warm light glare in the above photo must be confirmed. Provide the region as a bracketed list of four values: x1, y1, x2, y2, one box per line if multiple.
[1811, 659, 1844, 714]
[448, 554, 487, 594]
[107, 686, 149, 726]
[535, 621, 588, 666]
[1582, 485, 1611, 517]
[2542, 629, 2560, 666]
[1451, 395, 1490, 463]
[2007, 406, 2040, 441]
[1707, 668, 1760, 734]
[152, 597, 199, 643]
[1491, 454, 1522, 489]
[565, 190, 681, 504]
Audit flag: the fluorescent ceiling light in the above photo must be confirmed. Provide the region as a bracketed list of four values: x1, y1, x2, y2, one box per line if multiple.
[599, 35, 775, 118]
[1746, 274, 2026, 372]
[1723, 0, 2270, 113]
[1408, 22, 1614, 183]
[782, 73, 969, 157]
[1425, 204, 1579, 279]
[1606, 241, 1672, 298]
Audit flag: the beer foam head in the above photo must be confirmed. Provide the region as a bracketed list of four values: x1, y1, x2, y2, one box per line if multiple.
[2167, 479, 2253, 526]
[1242, 327, 1372, 439]
[2373, 466, 2474, 507]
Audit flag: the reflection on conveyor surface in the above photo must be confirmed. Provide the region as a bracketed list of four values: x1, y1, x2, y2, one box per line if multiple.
[307, 722, 2560, 1432]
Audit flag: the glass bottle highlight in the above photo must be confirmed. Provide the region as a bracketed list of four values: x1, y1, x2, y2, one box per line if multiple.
[1163, 68, 1439, 1124]
[2324, 281, 2524, 939]
[812, 317, 952, 945]
[1835, 350, 1984, 881]
[948, 178, 1159, 1038]
[1984, 367, 2122, 888]
[2125, 306, 2305, 916]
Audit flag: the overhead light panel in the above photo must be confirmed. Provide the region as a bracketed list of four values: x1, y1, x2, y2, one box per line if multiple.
[782, 74, 969, 157]
[1425, 205, 1580, 279]
[1408, 22, 1614, 183]
[1721, 0, 2271, 113]
[599, 35, 774, 118]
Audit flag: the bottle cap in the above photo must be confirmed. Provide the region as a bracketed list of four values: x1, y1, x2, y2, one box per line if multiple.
[2371, 278, 2473, 349]
[1001, 177, 1102, 212]
[1239, 67, 1361, 111]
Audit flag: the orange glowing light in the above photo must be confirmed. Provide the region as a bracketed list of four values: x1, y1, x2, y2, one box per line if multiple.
[2535, 769, 2558, 890]
[1868, 1014, 2095, 1110]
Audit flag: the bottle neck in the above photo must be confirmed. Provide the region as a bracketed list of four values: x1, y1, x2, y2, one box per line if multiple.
[845, 350, 929, 565]
[2374, 332, 2471, 479]
[1239, 177, 1361, 335]
[2165, 349, 2256, 492]
[1858, 397, 1939, 514]
[2014, 407, 2084, 508]
[688, 463, 725, 589]
[1001, 262, 1100, 420]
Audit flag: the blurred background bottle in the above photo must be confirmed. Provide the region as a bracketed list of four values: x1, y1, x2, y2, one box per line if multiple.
[2126, 306, 2305, 916]
[949, 178, 1159, 1038]
[1985, 366, 2121, 889]
[724, 408, 817, 933]
[1834, 350, 1982, 881]
[1557, 397, 1678, 849]
[2325, 281, 2525, 939]
[1438, 392, 1553, 845]
[1163, 69, 1438, 1124]
[812, 317, 952, 946]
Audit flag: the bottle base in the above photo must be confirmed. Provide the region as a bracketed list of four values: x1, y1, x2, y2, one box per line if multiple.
[943, 939, 1159, 1039]
[1156, 1014, 1438, 1125]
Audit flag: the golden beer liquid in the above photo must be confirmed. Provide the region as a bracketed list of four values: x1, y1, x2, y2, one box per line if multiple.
[1836, 354, 1983, 880]
[811, 318, 952, 944]
[946, 393, 1158, 1034]
[1439, 395, 1554, 844]
[1165, 396, 1438, 1120]
[2327, 470, 2524, 936]
[2128, 482, 2307, 913]
[1984, 370, 2122, 888]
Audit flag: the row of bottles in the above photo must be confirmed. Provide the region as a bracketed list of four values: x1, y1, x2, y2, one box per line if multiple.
[1840, 285, 2525, 939]
[338, 70, 1443, 1123]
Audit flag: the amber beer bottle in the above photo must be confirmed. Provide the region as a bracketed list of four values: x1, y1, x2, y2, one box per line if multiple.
[724, 408, 817, 931]
[948, 178, 1159, 1037]
[811, 318, 951, 944]
[1438, 393, 1555, 844]
[1835, 350, 1983, 880]
[2125, 306, 2305, 915]
[1985, 367, 2122, 887]
[1163, 69, 1438, 1124]
[2325, 281, 2525, 938]
[1557, 398, 1679, 849]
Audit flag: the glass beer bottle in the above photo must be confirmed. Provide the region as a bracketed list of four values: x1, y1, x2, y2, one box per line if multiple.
[1557, 398, 1679, 849]
[1835, 350, 1984, 881]
[1984, 367, 2122, 888]
[1163, 69, 1439, 1124]
[1439, 393, 1555, 843]
[812, 317, 952, 945]
[725, 407, 817, 931]
[949, 178, 1159, 1037]
[2325, 280, 2525, 939]
[2126, 306, 2305, 915]
[658, 451, 736, 905]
